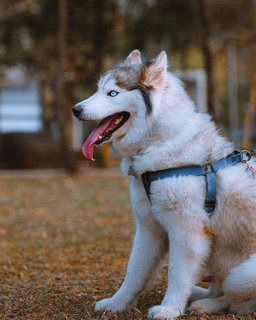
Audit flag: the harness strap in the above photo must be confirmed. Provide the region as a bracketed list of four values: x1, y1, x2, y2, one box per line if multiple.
[204, 167, 216, 214]
[141, 150, 248, 215]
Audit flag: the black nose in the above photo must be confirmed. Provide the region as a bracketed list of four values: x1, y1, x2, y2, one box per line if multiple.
[72, 104, 83, 118]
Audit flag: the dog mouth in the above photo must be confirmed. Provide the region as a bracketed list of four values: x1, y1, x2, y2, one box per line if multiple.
[82, 112, 130, 160]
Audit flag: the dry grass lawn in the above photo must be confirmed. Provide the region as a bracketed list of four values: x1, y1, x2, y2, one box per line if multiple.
[0, 174, 255, 320]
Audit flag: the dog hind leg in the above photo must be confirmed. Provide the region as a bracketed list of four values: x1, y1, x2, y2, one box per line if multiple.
[190, 281, 222, 302]
[224, 254, 256, 315]
[230, 300, 256, 315]
[190, 286, 211, 302]
[190, 254, 256, 315]
[189, 295, 229, 314]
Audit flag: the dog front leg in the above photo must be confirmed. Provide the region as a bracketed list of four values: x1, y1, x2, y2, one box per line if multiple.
[148, 223, 211, 320]
[95, 178, 167, 313]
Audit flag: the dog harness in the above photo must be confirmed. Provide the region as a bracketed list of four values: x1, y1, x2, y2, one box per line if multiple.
[141, 148, 256, 216]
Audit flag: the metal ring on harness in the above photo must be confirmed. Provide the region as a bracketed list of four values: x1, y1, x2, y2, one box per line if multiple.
[241, 150, 252, 162]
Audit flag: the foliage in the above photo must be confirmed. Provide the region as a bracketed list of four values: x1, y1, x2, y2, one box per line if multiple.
[0, 0, 121, 81]
[1, 0, 254, 74]
[0, 0, 255, 140]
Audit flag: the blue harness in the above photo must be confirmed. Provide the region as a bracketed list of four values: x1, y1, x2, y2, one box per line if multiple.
[141, 149, 254, 216]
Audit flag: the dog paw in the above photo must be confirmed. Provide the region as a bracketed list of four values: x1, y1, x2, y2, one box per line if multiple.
[230, 300, 256, 315]
[148, 305, 181, 320]
[95, 297, 133, 313]
[189, 298, 214, 314]
[190, 286, 211, 302]
[189, 297, 228, 314]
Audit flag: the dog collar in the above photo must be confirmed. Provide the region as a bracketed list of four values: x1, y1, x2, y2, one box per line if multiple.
[141, 149, 254, 216]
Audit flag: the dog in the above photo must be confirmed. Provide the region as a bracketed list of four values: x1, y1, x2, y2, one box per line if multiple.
[72, 50, 256, 319]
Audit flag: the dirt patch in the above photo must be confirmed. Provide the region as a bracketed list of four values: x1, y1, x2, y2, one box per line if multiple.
[0, 176, 255, 319]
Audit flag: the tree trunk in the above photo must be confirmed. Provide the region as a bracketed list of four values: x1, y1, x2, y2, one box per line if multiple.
[94, 0, 104, 74]
[56, 0, 76, 172]
[197, 0, 217, 121]
[94, 0, 111, 166]
[226, 37, 239, 142]
[243, 74, 256, 149]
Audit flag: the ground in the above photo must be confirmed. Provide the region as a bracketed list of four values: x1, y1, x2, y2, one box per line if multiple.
[0, 171, 255, 320]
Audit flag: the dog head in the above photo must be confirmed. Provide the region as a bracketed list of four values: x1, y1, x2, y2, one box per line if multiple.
[72, 50, 168, 160]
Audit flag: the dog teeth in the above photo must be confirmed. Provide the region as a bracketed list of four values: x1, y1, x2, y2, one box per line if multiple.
[100, 116, 123, 137]
[114, 117, 122, 125]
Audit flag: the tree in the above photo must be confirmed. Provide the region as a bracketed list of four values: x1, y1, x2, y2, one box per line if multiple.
[243, 74, 256, 149]
[56, 0, 76, 171]
[0, 0, 120, 167]
[1, 0, 255, 157]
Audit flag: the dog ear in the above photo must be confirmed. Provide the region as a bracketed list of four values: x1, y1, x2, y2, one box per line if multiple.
[140, 51, 167, 89]
[124, 50, 142, 65]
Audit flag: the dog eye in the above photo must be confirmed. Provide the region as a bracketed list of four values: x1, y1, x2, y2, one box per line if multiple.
[107, 90, 119, 97]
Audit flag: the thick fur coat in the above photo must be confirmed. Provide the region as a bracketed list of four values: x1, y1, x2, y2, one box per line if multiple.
[72, 50, 256, 320]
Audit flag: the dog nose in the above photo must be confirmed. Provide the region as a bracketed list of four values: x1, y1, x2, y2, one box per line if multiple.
[72, 104, 83, 118]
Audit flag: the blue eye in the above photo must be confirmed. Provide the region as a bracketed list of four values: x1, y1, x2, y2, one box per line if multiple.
[107, 90, 119, 97]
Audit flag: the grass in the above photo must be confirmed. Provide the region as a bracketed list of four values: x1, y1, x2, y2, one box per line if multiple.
[0, 174, 255, 320]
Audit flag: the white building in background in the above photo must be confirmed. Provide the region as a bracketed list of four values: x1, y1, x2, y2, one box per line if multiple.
[0, 66, 42, 133]
[0, 67, 207, 150]
[72, 69, 207, 151]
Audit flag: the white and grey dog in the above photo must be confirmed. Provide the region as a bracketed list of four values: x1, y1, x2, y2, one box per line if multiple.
[72, 50, 256, 319]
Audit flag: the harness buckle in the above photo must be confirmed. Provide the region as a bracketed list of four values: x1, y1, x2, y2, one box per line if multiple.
[241, 150, 251, 162]
[251, 147, 256, 156]
[204, 164, 216, 214]
[204, 163, 213, 173]
[128, 166, 138, 178]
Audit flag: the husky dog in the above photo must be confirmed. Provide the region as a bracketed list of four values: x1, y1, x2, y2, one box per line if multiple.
[72, 50, 256, 319]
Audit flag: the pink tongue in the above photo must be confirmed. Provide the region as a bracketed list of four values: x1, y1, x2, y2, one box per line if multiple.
[82, 116, 115, 160]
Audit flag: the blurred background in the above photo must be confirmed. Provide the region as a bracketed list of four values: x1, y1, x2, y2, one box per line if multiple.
[0, 0, 255, 171]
